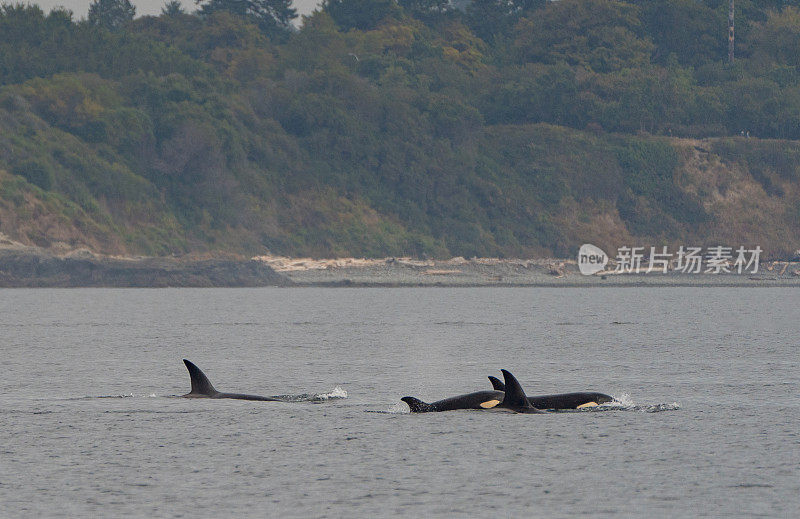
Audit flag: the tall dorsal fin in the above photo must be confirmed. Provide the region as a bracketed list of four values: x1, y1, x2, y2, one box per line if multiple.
[183, 359, 218, 396]
[488, 375, 505, 391]
[500, 369, 533, 409]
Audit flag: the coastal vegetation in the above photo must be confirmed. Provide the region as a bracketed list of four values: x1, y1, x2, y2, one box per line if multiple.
[1, 0, 800, 258]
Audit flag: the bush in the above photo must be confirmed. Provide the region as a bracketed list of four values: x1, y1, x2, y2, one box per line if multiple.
[616, 139, 706, 226]
[617, 139, 678, 198]
[12, 159, 55, 191]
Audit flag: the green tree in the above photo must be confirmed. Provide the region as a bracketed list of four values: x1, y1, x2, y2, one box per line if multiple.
[197, 0, 296, 39]
[514, 0, 653, 73]
[749, 6, 800, 67]
[324, 0, 401, 31]
[634, 0, 725, 66]
[87, 0, 136, 31]
[464, 0, 546, 44]
[464, 0, 516, 44]
[482, 63, 584, 126]
[162, 0, 186, 16]
[398, 0, 451, 21]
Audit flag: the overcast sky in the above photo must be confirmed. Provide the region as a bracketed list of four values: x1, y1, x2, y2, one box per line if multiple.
[23, 0, 321, 21]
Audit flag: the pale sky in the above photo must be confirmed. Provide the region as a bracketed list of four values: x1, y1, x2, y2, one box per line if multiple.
[21, 0, 321, 21]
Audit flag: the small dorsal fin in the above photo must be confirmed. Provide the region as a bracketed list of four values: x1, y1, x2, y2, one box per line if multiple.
[183, 359, 218, 396]
[500, 369, 532, 409]
[401, 396, 431, 413]
[488, 375, 505, 391]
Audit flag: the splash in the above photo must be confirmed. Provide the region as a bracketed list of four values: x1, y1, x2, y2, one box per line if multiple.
[613, 392, 635, 407]
[386, 402, 410, 414]
[94, 393, 135, 398]
[588, 393, 680, 413]
[641, 402, 681, 413]
[271, 386, 348, 402]
[316, 386, 348, 400]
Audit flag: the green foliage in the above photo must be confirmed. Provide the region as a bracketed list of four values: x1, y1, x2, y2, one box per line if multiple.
[463, 0, 547, 44]
[749, 7, 800, 67]
[88, 0, 136, 31]
[712, 137, 800, 182]
[617, 139, 679, 197]
[162, 0, 185, 16]
[12, 159, 55, 190]
[0, 5, 206, 86]
[197, 0, 296, 40]
[616, 139, 706, 232]
[398, 0, 451, 22]
[514, 0, 653, 73]
[464, 0, 517, 44]
[0, 1, 799, 257]
[0, 174, 27, 206]
[635, 0, 725, 66]
[324, 0, 401, 31]
[481, 63, 583, 126]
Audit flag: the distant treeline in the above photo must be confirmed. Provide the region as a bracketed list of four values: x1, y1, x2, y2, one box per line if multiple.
[1, 0, 799, 258]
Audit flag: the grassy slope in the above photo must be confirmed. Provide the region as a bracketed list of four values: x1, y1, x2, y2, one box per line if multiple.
[2, 100, 797, 258]
[1, 6, 799, 259]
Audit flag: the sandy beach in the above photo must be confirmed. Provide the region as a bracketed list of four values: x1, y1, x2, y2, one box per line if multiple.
[254, 255, 800, 288]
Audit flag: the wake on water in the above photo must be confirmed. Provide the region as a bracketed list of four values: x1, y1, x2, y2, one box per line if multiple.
[63, 393, 159, 400]
[78, 386, 349, 401]
[382, 402, 412, 414]
[271, 386, 348, 402]
[579, 393, 680, 413]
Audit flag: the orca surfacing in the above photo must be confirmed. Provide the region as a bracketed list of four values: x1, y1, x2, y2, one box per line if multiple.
[182, 359, 280, 401]
[488, 376, 613, 410]
[402, 369, 544, 414]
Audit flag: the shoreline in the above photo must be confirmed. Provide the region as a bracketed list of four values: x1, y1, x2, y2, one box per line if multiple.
[293, 280, 800, 288]
[266, 256, 800, 288]
[0, 239, 798, 287]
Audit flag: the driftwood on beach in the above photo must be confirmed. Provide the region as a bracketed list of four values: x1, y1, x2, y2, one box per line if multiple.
[252, 254, 800, 288]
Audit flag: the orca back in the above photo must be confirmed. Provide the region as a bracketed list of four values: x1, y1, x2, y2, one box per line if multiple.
[528, 392, 613, 410]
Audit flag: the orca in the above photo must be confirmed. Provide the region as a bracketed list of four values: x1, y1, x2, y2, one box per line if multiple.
[182, 359, 280, 401]
[488, 375, 613, 410]
[402, 369, 544, 414]
[401, 390, 504, 412]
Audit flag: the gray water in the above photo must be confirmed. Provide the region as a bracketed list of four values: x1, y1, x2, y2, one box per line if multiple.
[1, 288, 798, 518]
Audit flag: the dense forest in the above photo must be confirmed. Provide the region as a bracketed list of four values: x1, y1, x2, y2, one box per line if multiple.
[1, 0, 800, 258]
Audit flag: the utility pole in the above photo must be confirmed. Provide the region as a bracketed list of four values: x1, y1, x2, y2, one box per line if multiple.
[728, 0, 735, 64]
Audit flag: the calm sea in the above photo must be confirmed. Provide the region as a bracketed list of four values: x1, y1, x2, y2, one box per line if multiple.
[1, 287, 798, 517]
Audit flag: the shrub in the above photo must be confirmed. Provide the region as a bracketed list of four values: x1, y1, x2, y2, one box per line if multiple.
[12, 159, 55, 191]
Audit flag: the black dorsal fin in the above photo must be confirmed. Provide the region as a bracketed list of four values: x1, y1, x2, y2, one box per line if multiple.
[488, 375, 505, 391]
[500, 369, 532, 409]
[183, 359, 218, 396]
